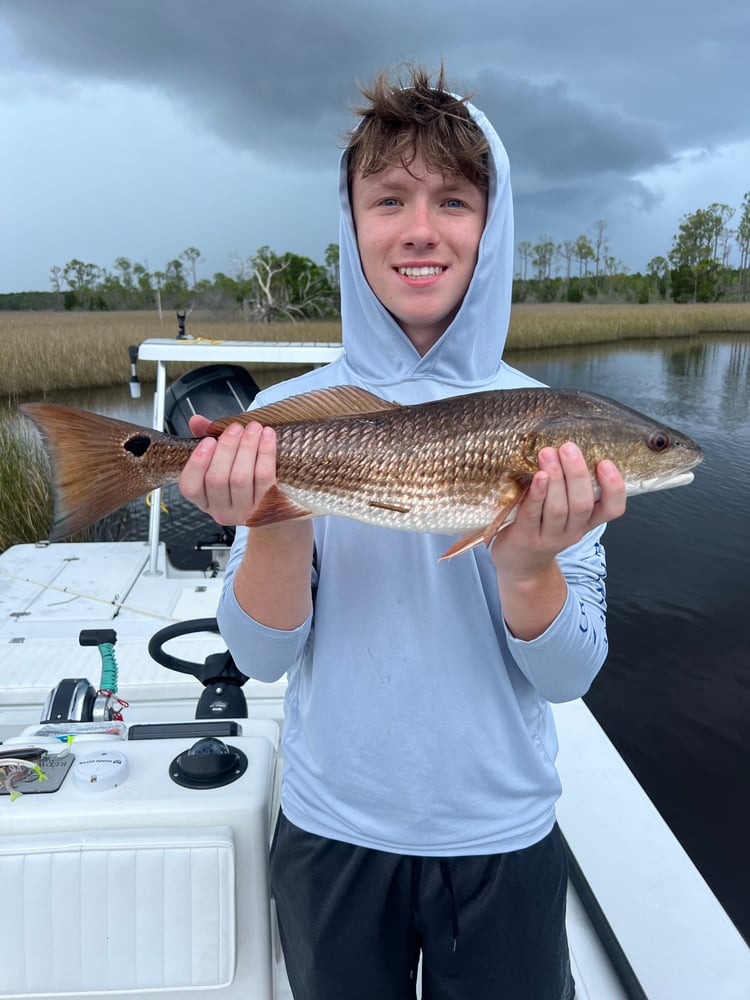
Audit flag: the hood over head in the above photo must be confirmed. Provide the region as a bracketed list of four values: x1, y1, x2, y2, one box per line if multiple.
[338, 102, 514, 390]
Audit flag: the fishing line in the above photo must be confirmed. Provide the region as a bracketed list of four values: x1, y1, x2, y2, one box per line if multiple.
[0, 570, 182, 621]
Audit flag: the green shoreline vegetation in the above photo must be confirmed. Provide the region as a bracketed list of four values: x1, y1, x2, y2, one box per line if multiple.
[1, 304, 749, 551]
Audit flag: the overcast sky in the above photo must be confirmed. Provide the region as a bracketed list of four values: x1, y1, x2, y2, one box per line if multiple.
[1, 0, 748, 294]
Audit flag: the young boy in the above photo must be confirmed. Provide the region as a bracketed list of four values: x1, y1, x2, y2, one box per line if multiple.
[180, 64, 626, 1000]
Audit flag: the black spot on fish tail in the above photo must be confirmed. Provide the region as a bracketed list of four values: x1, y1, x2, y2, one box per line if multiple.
[123, 434, 152, 457]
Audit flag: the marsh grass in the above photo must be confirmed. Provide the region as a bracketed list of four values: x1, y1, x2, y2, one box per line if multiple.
[505, 302, 750, 352]
[1, 304, 749, 398]
[0, 311, 343, 398]
[0, 414, 53, 550]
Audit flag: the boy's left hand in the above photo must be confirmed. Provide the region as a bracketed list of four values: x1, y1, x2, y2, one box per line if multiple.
[490, 442, 626, 581]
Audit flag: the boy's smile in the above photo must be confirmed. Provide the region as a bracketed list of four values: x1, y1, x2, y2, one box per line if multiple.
[351, 155, 487, 356]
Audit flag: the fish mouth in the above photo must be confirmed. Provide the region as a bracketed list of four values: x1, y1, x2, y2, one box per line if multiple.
[630, 470, 695, 496]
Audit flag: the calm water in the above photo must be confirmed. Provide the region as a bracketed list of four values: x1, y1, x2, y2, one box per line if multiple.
[509, 335, 750, 942]
[15, 336, 750, 940]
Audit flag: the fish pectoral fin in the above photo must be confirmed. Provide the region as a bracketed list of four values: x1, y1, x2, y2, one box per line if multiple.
[439, 531, 487, 561]
[244, 485, 314, 528]
[481, 484, 531, 545]
[368, 500, 411, 514]
[210, 386, 398, 433]
[438, 482, 531, 562]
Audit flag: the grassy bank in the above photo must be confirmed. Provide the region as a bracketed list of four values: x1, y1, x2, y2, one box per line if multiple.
[1, 303, 749, 398]
[0, 311, 342, 399]
[506, 302, 750, 350]
[0, 414, 53, 549]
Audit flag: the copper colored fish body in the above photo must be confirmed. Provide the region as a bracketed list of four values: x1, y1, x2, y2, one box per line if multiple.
[20, 385, 703, 559]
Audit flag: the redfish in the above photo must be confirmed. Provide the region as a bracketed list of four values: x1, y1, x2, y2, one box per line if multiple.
[21, 385, 703, 559]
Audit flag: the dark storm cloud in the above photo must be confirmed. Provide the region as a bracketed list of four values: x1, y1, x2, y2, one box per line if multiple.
[471, 71, 672, 179]
[2, 0, 484, 162]
[1, 0, 747, 283]
[1, 0, 366, 160]
[5, 0, 747, 166]
[465, 69, 674, 244]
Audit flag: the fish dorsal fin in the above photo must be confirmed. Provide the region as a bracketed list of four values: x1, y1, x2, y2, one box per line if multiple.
[209, 385, 398, 433]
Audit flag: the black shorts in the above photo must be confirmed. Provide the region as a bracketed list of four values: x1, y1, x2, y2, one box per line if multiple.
[270, 812, 575, 1000]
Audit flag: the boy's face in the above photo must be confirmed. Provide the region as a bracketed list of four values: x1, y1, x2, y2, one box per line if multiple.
[351, 154, 487, 356]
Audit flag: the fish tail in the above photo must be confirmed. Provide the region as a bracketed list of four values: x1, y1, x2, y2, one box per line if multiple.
[20, 403, 185, 540]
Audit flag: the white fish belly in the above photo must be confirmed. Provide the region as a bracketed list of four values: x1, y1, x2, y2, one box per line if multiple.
[280, 481, 513, 536]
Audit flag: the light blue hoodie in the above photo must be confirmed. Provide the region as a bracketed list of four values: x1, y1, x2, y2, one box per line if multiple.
[217, 102, 610, 855]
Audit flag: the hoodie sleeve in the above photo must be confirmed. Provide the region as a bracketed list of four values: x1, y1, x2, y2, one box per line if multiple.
[503, 526, 610, 703]
[216, 527, 313, 682]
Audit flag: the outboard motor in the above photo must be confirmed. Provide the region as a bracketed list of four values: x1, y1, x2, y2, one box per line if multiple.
[161, 353, 260, 571]
[164, 364, 260, 436]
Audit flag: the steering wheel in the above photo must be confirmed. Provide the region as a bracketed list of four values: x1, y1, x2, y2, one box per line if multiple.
[148, 618, 244, 685]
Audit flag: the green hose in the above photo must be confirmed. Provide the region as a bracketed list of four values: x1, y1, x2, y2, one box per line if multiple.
[98, 642, 119, 694]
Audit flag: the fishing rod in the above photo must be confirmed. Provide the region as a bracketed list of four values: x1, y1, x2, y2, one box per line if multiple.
[0, 569, 183, 621]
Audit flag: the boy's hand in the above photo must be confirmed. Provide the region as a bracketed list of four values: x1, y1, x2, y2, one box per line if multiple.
[179, 415, 277, 527]
[491, 443, 626, 580]
[490, 443, 626, 640]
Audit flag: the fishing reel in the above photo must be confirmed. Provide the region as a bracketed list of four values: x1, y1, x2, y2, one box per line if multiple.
[40, 629, 126, 724]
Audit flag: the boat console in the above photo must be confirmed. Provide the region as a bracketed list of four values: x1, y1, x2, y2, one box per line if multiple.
[0, 623, 287, 1000]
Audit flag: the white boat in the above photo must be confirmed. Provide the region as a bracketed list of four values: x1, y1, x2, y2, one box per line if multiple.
[1, 336, 748, 1000]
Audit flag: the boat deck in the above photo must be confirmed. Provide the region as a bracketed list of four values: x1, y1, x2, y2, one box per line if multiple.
[2, 539, 748, 997]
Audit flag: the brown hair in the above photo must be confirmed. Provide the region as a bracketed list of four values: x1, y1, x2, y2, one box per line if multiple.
[345, 64, 490, 192]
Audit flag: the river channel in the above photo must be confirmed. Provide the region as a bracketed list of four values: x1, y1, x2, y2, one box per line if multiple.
[511, 334, 750, 944]
[19, 333, 750, 942]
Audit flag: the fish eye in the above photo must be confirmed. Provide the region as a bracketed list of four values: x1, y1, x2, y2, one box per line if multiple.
[648, 432, 670, 452]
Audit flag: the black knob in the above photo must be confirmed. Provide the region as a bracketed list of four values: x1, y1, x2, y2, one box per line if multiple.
[169, 738, 248, 789]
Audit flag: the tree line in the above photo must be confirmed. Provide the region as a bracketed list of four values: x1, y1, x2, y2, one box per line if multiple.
[1, 194, 748, 313]
[40, 244, 342, 319]
[514, 194, 750, 305]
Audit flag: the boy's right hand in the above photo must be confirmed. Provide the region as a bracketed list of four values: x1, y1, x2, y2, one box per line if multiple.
[179, 415, 278, 527]
[181, 415, 315, 629]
